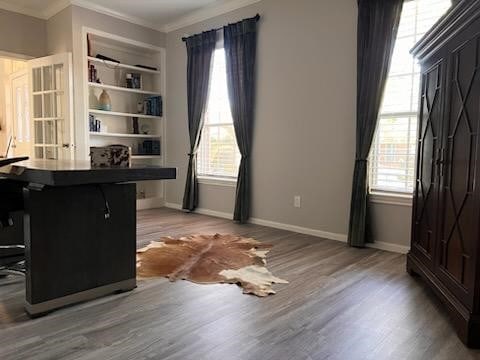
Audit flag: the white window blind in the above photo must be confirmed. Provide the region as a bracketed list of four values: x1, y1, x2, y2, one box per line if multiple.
[369, 0, 451, 193]
[198, 48, 241, 179]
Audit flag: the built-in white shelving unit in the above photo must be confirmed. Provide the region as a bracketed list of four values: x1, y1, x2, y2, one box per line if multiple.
[84, 29, 166, 209]
[89, 132, 160, 139]
[88, 82, 162, 96]
[87, 56, 161, 74]
[89, 109, 162, 120]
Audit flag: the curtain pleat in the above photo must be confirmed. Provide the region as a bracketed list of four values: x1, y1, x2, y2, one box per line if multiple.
[348, 0, 404, 247]
[182, 31, 217, 211]
[224, 16, 258, 223]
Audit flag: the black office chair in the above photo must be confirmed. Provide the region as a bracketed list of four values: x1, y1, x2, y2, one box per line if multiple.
[0, 157, 28, 277]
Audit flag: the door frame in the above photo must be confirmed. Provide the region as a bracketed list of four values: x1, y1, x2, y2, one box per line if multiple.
[7, 68, 30, 157]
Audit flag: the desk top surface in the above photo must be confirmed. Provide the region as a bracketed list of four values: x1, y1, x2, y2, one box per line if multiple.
[0, 160, 177, 186]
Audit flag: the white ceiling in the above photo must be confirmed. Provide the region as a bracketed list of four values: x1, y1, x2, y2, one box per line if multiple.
[0, 0, 259, 32]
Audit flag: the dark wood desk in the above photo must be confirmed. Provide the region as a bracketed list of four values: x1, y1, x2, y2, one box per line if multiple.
[0, 160, 176, 316]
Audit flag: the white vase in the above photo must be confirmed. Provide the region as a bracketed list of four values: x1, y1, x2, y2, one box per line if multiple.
[98, 90, 111, 111]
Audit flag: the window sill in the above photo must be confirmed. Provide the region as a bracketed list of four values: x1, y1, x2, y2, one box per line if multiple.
[198, 176, 237, 188]
[369, 191, 413, 207]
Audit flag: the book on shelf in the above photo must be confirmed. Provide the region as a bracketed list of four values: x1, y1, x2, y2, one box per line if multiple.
[89, 114, 106, 133]
[126, 73, 142, 89]
[89, 114, 100, 132]
[143, 96, 162, 117]
[137, 140, 161, 156]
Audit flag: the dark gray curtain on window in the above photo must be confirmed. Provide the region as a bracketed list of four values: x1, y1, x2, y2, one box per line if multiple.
[182, 31, 217, 211]
[348, 0, 403, 247]
[224, 15, 259, 223]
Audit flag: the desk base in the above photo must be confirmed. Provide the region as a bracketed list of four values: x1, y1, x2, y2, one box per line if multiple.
[24, 183, 137, 315]
[25, 278, 136, 317]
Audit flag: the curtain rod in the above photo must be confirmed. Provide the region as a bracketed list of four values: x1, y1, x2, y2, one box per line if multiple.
[181, 14, 260, 42]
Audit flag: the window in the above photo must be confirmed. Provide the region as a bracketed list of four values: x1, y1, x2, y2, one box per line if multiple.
[197, 48, 241, 179]
[369, 0, 451, 193]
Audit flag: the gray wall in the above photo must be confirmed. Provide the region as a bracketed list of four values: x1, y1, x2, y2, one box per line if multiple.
[165, 0, 412, 252]
[0, 9, 46, 58]
[46, 7, 73, 55]
[165, 0, 357, 237]
[370, 199, 412, 251]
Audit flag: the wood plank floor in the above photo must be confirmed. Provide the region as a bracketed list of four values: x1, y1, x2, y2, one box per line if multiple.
[1, 208, 480, 360]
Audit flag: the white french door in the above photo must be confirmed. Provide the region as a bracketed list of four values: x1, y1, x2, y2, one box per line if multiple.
[9, 69, 31, 157]
[28, 53, 74, 160]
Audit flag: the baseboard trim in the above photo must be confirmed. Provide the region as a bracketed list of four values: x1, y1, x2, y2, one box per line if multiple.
[165, 202, 183, 210]
[162, 203, 409, 254]
[249, 217, 347, 242]
[367, 241, 409, 254]
[137, 197, 164, 210]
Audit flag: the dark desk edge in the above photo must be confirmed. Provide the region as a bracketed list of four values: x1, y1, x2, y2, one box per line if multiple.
[2, 166, 177, 187]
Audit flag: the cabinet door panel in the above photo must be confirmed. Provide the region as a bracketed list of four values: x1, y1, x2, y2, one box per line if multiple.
[437, 34, 480, 309]
[411, 59, 444, 270]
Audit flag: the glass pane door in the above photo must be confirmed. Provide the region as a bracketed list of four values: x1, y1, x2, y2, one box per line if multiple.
[32, 64, 64, 160]
[29, 53, 73, 161]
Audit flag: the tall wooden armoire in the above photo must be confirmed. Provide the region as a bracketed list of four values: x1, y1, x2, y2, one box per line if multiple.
[408, 0, 480, 347]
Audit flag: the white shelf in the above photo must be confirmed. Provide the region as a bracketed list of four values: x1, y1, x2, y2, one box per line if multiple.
[88, 82, 161, 96]
[33, 89, 64, 96]
[88, 56, 160, 75]
[89, 109, 162, 119]
[131, 155, 162, 160]
[90, 132, 160, 139]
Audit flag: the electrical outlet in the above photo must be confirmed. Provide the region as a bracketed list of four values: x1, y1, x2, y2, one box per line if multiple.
[294, 196, 301, 208]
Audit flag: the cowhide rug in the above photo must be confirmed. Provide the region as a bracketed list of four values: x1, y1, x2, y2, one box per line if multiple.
[136, 234, 288, 297]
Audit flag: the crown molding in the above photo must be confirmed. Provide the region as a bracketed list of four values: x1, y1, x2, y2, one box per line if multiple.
[0, 0, 69, 19]
[44, 0, 71, 19]
[0, 0, 262, 33]
[0, 0, 160, 29]
[70, 0, 163, 31]
[0, 0, 41, 18]
[161, 0, 263, 33]
[0, 0, 39, 19]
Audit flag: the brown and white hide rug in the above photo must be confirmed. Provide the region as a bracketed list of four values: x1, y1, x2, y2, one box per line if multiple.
[136, 234, 288, 297]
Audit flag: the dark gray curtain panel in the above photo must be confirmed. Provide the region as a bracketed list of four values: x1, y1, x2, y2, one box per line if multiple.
[182, 31, 217, 211]
[348, 0, 403, 247]
[224, 16, 258, 223]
